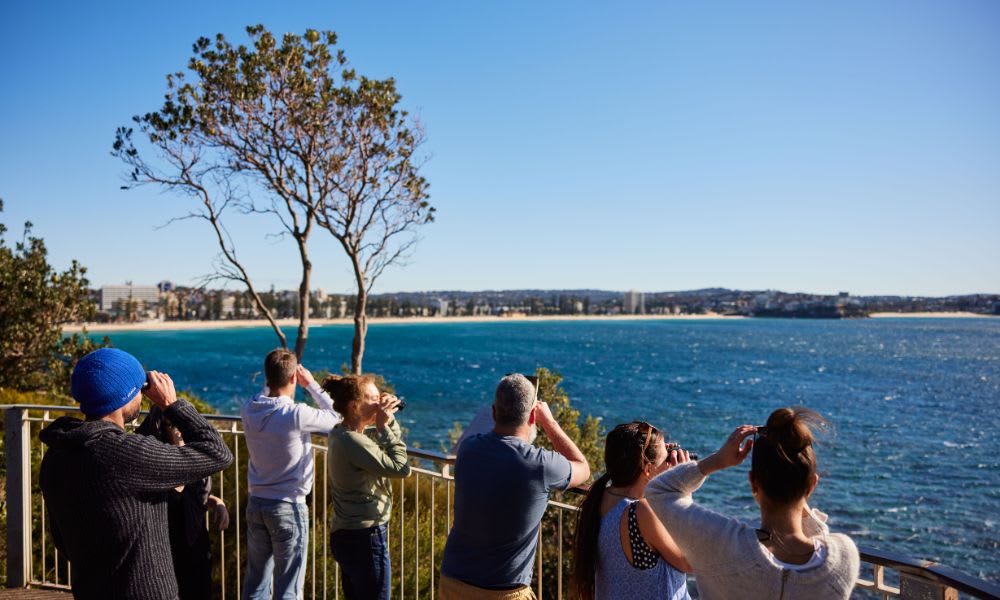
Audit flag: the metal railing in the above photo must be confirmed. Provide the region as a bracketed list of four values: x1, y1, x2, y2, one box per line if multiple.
[3, 404, 999, 599]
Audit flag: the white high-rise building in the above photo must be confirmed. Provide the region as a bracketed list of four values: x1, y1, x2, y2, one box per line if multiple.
[100, 283, 161, 312]
[624, 289, 645, 315]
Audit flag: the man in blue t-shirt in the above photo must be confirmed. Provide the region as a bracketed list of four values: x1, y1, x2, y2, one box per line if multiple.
[440, 373, 591, 599]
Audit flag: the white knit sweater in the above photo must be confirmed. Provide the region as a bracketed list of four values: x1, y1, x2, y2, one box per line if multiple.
[646, 462, 860, 600]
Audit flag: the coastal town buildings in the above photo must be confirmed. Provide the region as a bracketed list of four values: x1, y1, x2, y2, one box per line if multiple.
[88, 285, 1000, 323]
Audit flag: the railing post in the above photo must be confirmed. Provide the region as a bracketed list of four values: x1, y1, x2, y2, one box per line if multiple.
[5, 407, 32, 588]
[900, 572, 958, 600]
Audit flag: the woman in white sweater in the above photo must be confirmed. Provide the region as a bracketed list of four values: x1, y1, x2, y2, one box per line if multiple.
[646, 407, 859, 600]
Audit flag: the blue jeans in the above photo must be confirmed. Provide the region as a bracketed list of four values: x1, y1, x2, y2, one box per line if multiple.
[242, 497, 309, 600]
[330, 524, 391, 600]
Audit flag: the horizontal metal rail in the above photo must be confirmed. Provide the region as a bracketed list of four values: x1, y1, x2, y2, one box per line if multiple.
[3, 404, 998, 599]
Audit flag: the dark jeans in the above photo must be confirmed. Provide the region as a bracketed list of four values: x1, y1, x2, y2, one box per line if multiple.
[330, 524, 391, 600]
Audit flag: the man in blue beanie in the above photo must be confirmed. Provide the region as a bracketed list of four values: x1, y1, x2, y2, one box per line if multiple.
[39, 348, 233, 600]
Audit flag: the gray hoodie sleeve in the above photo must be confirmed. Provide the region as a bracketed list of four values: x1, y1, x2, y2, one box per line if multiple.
[645, 461, 752, 572]
[289, 382, 342, 433]
[305, 381, 336, 411]
[294, 406, 343, 433]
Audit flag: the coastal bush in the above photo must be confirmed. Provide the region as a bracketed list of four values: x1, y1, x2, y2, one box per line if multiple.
[0, 200, 107, 392]
[0, 388, 80, 586]
[531, 367, 603, 599]
[532, 367, 604, 479]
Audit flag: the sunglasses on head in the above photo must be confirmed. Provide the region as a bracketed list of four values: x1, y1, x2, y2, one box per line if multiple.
[628, 421, 660, 461]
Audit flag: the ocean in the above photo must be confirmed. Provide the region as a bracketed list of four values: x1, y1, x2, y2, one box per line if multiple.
[88, 317, 1000, 582]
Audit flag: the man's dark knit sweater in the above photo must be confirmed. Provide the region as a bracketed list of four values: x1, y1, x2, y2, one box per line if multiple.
[39, 400, 234, 600]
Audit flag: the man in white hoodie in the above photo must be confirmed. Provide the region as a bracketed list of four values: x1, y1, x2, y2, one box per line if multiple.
[241, 348, 343, 600]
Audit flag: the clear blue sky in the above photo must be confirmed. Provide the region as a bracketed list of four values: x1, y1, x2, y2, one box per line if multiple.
[2, 1, 998, 296]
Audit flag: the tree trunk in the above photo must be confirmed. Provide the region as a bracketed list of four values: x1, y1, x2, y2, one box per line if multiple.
[294, 242, 312, 360]
[351, 289, 367, 374]
[204, 205, 287, 350]
[251, 291, 288, 350]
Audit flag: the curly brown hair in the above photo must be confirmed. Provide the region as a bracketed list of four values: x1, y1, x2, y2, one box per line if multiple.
[321, 374, 376, 415]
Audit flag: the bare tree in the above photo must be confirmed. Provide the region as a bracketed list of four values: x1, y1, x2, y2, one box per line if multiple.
[114, 25, 363, 358]
[113, 129, 291, 347]
[316, 75, 434, 373]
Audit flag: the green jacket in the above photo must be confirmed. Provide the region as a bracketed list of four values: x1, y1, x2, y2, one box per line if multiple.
[327, 418, 411, 531]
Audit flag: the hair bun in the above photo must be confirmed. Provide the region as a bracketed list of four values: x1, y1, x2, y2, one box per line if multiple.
[752, 406, 829, 504]
[765, 407, 826, 462]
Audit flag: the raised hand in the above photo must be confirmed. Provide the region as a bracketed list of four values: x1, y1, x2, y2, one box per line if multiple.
[666, 445, 693, 469]
[375, 393, 401, 430]
[144, 371, 177, 409]
[212, 503, 230, 531]
[207, 496, 230, 530]
[698, 425, 756, 476]
[295, 364, 316, 387]
[534, 401, 558, 433]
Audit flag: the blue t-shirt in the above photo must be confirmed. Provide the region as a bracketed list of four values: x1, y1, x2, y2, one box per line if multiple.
[441, 431, 573, 589]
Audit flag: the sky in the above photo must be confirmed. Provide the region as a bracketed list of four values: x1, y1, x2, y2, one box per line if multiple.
[1, 1, 998, 297]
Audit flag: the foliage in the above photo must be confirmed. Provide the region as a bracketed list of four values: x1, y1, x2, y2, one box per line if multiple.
[444, 421, 464, 453]
[529, 367, 603, 599]
[310, 50, 434, 373]
[0, 200, 105, 391]
[0, 388, 81, 585]
[532, 367, 604, 478]
[46, 333, 113, 395]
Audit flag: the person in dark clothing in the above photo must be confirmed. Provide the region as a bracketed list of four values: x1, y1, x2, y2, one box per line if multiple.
[39, 348, 234, 600]
[138, 408, 231, 600]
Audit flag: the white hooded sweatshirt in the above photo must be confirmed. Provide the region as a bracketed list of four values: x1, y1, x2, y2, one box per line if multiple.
[241, 382, 342, 502]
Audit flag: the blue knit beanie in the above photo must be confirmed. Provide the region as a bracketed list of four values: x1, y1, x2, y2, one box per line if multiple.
[71, 348, 147, 418]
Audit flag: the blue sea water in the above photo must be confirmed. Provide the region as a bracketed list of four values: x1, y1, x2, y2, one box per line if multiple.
[90, 318, 1000, 582]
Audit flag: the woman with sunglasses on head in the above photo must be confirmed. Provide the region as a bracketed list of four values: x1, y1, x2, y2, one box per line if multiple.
[646, 408, 859, 600]
[571, 422, 692, 600]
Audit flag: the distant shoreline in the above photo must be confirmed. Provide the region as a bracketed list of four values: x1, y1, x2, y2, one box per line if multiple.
[867, 311, 994, 319]
[61, 311, 997, 333]
[63, 313, 739, 333]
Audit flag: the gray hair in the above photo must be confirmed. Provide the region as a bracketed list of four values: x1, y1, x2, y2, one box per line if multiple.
[494, 374, 537, 427]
